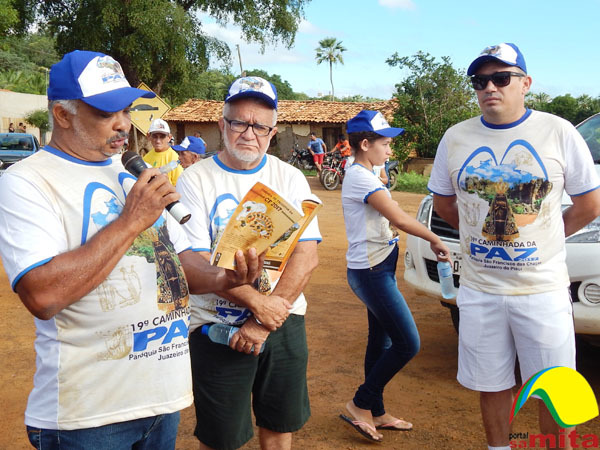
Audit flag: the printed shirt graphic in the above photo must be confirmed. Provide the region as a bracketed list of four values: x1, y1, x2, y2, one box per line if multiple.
[342, 164, 396, 269]
[0, 147, 192, 430]
[174, 154, 322, 332]
[428, 110, 600, 295]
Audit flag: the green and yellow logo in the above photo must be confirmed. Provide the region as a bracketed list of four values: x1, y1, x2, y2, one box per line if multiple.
[510, 366, 599, 427]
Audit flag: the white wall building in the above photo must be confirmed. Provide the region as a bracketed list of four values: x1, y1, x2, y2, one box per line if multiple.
[0, 89, 50, 144]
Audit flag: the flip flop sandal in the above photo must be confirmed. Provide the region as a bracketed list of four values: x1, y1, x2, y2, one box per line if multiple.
[376, 418, 413, 431]
[339, 414, 383, 442]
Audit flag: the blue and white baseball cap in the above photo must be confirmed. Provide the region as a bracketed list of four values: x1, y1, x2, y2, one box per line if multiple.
[346, 110, 405, 138]
[225, 76, 278, 109]
[467, 43, 527, 76]
[172, 136, 206, 155]
[47, 50, 155, 113]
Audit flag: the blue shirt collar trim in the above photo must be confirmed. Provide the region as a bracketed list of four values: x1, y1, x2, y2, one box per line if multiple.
[43, 145, 113, 166]
[481, 109, 532, 130]
[213, 153, 267, 174]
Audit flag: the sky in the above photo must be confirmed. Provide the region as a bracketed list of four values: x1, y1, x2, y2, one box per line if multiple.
[199, 0, 600, 100]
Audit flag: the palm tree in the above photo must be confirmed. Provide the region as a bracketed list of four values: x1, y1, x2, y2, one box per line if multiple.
[315, 37, 346, 101]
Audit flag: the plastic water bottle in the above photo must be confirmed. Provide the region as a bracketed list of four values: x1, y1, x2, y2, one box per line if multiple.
[201, 323, 264, 353]
[437, 261, 456, 300]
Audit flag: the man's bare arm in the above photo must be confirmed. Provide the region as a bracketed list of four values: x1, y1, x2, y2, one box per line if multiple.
[232, 240, 318, 355]
[563, 188, 600, 237]
[192, 251, 291, 331]
[270, 240, 318, 303]
[433, 194, 459, 230]
[16, 170, 178, 320]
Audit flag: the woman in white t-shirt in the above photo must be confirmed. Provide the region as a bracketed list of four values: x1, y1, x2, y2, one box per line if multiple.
[339, 110, 451, 442]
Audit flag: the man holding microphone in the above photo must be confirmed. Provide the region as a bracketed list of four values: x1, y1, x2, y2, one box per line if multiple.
[0, 50, 260, 449]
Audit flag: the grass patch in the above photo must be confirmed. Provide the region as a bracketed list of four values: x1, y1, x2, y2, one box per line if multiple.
[301, 169, 318, 177]
[393, 171, 430, 194]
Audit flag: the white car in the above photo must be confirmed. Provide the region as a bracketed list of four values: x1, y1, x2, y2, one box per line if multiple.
[404, 113, 600, 343]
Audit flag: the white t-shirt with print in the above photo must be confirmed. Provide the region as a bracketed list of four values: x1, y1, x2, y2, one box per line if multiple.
[342, 163, 397, 269]
[174, 154, 322, 332]
[0, 147, 193, 430]
[428, 110, 600, 295]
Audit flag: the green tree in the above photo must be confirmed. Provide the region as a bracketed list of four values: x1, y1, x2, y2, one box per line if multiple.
[386, 51, 479, 159]
[15, 0, 309, 104]
[0, 0, 19, 35]
[315, 37, 346, 101]
[525, 91, 551, 111]
[245, 69, 298, 100]
[25, 109, 50, 144]
[546, 94, 579, 124]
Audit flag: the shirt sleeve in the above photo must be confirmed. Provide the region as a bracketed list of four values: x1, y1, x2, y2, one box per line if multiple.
[346, 167, 386, 204]
[563, 125, 600, 196]
[0, 172, 67, 288]
[175, 172, 212, 252]
[427, 134, 456, 196]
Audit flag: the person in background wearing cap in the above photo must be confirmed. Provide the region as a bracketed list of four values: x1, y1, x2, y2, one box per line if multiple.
[173, 135, 206, 169]
[0, 50, 261, 449]
[307, 131, 327, 175]
[174, 76, 321, 450]
[144, 118, 183, 186]
[429, 43, 600, 450]
[339, 109, 450, 442]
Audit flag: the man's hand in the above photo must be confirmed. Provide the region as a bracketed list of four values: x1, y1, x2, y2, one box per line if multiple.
[252, 294, 291, 331]
[121, 168, 180, 232]
[229, 318, 270, 355]
[224, 248, 264, 288]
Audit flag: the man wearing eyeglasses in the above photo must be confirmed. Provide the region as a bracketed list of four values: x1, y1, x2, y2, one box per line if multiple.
[428, 43, 600, 450]
[174, 76, 321, 450]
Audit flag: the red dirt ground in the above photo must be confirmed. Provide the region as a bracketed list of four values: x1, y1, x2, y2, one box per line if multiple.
[1, 176, 598, 449]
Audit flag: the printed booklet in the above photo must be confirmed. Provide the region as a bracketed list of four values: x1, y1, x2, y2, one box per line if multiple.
[210, 181, 322, 271]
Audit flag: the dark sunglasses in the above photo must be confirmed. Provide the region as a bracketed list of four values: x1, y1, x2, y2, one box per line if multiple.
[470, 71, 526, 90]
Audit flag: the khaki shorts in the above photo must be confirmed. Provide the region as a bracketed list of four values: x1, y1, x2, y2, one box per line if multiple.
[456, 285, 575, 392]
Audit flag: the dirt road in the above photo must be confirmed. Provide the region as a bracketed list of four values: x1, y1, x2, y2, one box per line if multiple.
[1, 176, 598, 449]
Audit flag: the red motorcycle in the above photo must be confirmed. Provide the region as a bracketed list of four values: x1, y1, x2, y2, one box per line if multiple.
[320, 151, 348, 190]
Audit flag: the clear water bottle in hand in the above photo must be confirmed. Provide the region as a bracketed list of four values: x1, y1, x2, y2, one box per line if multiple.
[201, 323, 264, 353]
[437, 261, 456, 300]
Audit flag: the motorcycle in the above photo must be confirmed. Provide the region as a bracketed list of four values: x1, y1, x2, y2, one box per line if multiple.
[386, 160, 400, 191]
[287, 142, 316, 171]
[320, 151, 347, 190]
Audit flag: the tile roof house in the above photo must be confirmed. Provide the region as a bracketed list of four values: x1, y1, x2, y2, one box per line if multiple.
[163, 99, 396, 159]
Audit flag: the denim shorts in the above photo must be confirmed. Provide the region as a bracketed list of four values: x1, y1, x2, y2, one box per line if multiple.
[26, 412, 180, 450]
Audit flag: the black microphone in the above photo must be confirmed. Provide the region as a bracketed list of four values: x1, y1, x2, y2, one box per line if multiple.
[121, 150, 191, 224]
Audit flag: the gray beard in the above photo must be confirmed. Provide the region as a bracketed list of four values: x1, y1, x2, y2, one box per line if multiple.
[230, 147, 263, 163]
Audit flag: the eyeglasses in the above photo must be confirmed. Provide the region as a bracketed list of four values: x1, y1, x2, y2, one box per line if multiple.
[223, 117, 274, 137]
[470, 71, 526, 90]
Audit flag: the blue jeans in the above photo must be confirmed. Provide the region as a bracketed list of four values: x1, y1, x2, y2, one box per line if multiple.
[347, 246, 420, 417]
[26, 412, 180, 450]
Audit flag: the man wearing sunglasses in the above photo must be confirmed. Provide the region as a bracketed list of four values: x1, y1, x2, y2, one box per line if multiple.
[428, 43, 600, 450]
[174, 76, 321, 450]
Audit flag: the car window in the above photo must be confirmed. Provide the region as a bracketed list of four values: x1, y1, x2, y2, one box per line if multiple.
[0, 136, 35, 151]
[576, 114, 600, 163]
